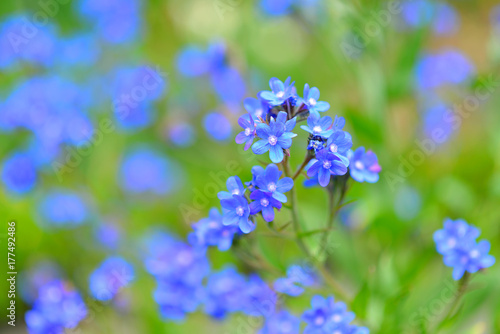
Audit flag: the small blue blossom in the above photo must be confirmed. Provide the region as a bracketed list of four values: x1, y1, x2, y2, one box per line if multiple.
[246, 165, 266, 190]
[204, 112, 232, 141]
[89, 257, 135, 301]
[252, 111, 297, 163]
[56, 34, 100, 67]
[236, 114, 258, 150]
[274, 264, 318, 297]
[94, 222, 122, 250]
[259, 0, 294, 16]
[302, 83, 330, 117]
[242, 273, 278, 316]
[167, 122, 196, 147]
[220, 195, 254, 233]
[307, 149, 348, 187]
[259, 77, 295, 106]
[1, 151, 37, 195]
[303, 295, 364, 334]
[38, 190, 88, 228]
[259, 310, 301, 334]
[254, 164, 294, 202]
[249, 190, 283, 222]
[301, 113, 335, 138]
[25, 280, 87, 334]
[176, 45, 213, 77]
[218, 176, 246, 200]
[326, 131, 353, 166]
[349, 147, 381, 183]
[154, 278, 205, 322]
[188, 208, 239, 251]
[211, 67, 246, 106]
[19, 261, 61, 304]
[204, 267, 248, 319]
[244, 97, 269, 119]
[434, 219, 495, 280]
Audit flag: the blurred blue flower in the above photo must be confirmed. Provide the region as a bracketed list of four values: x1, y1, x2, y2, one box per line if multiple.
[204, 267, 248, 319]
[1, 151, 37, 195]
[244, 97, 269, 119]
[77, 0, 141, 44]
[432, 3, 459, 35]
[38, 190, 88, 228]
[274, 264, 318, 296]
[119, 147, 181, 196]
[166, 122, 196, 147]
[188, 207, 239, 251]
[422, 103, 454, 144]
[95, 222, 122, 250]
[349, 147, 381, 183]
[259, 310, 301, 334]
[434, 218, 495, 280]
[89, 257, 135, 301]
[326, 130, 352, 166]
[176, 46, 213, 77]
[56, 34, 100, 67]
[254, 164, 294, 203]
[218, 176, 246, 200]
[236, 114, 258, 150]
[401, 1, 458, 36]
[259, 77, 295, 106]
[25, 280, 87, 333]
[211, 67, 246, 106]
[154, 278, 205, 322]
[204, 112, 232, 141]
[302, 83, 330, 117]
[220, 194, 254, 233]
[307, 149, 348, 187]
[252, 111, 297, 163]
[301, 113, 335, 138]
[259, 0, 294, 16]
[242, 274, 277, 316]
[19, 261, 61, 305]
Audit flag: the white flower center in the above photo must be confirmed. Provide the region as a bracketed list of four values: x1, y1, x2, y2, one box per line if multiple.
[260, 198, 269, 207]
[268, 135, 278, 146]
[355, 161, 364, 170]
[276, 91, 285, 98]
[329, 144, 338, 153]
[323, 161, 332, 169]
[313, 125, 322, 133]
[470, 250, 479, 258]
[209, 221, 218, 228]
[245, 127, 251, 136]
[255, 109, 263, 117]
[332, 314, 342, 323]
[308, 98, 317, 106]
[314, 316, 325, 326]
[232, 189, 240, 195]
[235, 206, 245, 216]
[267, 183, 276, 192]
[177, 251, 193, 265]
[447, 238, 456, 248]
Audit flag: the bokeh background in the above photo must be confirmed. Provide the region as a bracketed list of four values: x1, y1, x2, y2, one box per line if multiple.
[1, 0, 500, 333]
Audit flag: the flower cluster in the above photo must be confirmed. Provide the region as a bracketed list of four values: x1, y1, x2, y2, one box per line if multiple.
[89, 257, 135, 301]
[434, 218, 496, 280]
[25, 280, 87, 334]
[274, 264, 319, 296]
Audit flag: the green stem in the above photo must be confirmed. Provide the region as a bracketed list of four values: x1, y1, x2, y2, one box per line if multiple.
[292, 151, 313, 180]
[436, 273, 471, 331]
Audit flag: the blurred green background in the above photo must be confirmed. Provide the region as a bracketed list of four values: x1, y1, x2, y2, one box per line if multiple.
[1, 0, 500, 333]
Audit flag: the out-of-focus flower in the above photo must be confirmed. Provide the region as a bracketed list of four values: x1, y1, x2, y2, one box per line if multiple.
[166, 122, 196, 147]
[259, 0, 294, 16]
[434, 218, 495, 280]
[259, 310, 301, 334]
[38, 190, 88, 228]
[211, 67, 246, 106]
[204, 112, 232, 141]
[274, 264, 318, 296]
[154, 278, 205, 322]
[244, 97, 269, 119]
[307, 149, 348, 187]
[95, 222, 122, 250]
[400, 1, 458, 36]
[77, 0, 141, 44]
[56, 34, 100, 67]
[188, 208, 239, 251]
[242, 274, 277, 316]
[302, 84, 330, 117]
[89, 257, 135, 301]
[1, 151, 37, 195]
[119, 147, 182, 196]
[19, 261, 61, 304]
[252, 111, 297, 163]
[25, 280, 87, 334]
[349, 147, 381, 183]
[204, 267, 248, 319]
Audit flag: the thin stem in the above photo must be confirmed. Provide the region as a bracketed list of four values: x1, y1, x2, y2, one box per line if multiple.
[282, 156, 311, 257]
[436, 273, 471, 331]
[293, 152, 313, 180]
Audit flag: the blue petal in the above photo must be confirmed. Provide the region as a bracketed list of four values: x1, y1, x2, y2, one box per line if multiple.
[239, 218, 255, 233]
[318, 168, 331, 187]
[272, 191, 287, 203]
[252, 139, 270, 155]
[256, 123, 271, 138]
[269, 145, 284, 163]
[262, 206, 275, 222]
[276, 177, 294, 193]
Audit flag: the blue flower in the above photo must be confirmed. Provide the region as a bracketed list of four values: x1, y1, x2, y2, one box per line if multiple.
[188, 208, 239, 251]
[217, 176, 246, 200]
[259, 77, 295, 106]
[176, 45, 213, 77]
[38, 190, 88, 228]
[89, 257, 135, 301]
[302, 83, 330, 117]
[252, 111, 297, 163]
[236, 114, 257, 150]
[349, 147, 381, 183]
[303, 295, 363, 334]
[211, 67, 246, 106]
[154, 278, 205, 322]
[204, 112, 232, 141]
[244, 97, 269, 119]
[56, 34, 100, 67]
[258, 310, 301, 334]
[434, 219, 495, 280]
[249, 190, 283, 222]
[25, 280, 87, 333]
[254, 164, 294, 202]
[326, 131, 353, 166]
[274, 264, 318, 297]
[204, 267, 248, 319]
[1, 151, 37, 195]
[220, 195, 254, 233]
[19, 261, 61, 304]
[242, 274, 278, 316]
[307, 149, 348, 187]
[259, 0, 294, 16]
[246, 165, 266, 190]
[167, 122, 196, 147]
[94, 222, 122, 250]
[301, 113, 335, 138]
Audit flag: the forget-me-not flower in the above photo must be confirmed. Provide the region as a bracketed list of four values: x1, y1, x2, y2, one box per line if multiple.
[349, 147, 381, 183]
[307, 149, 348, 187]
